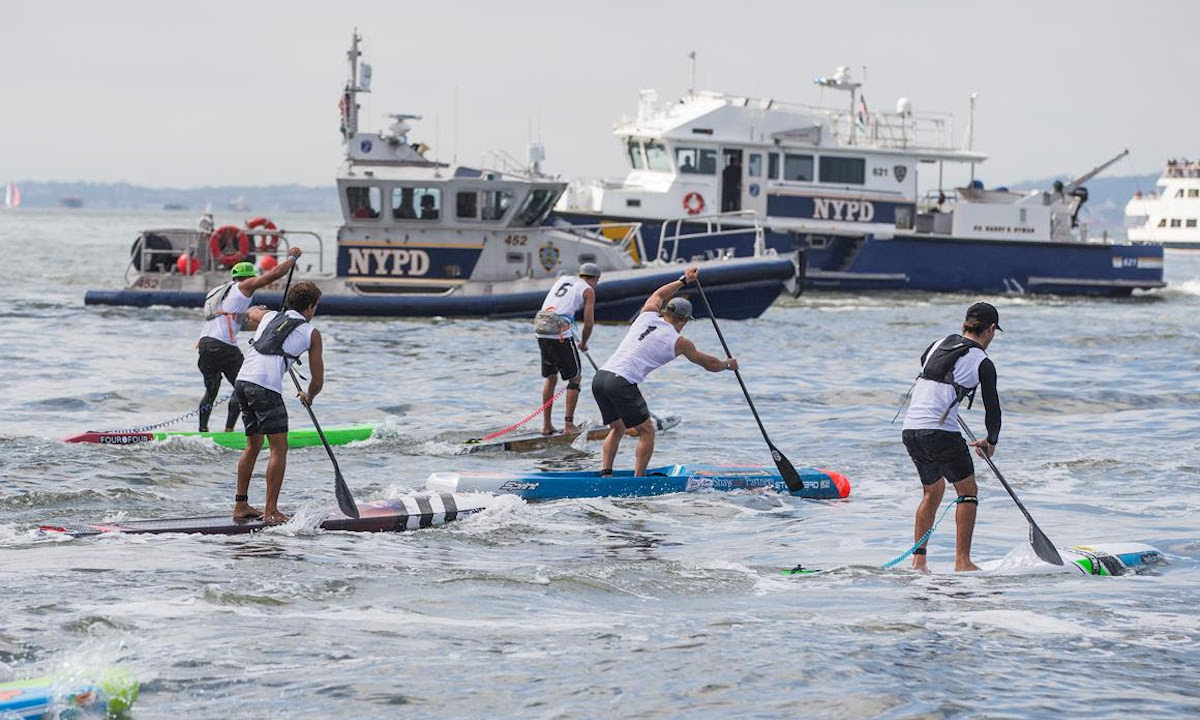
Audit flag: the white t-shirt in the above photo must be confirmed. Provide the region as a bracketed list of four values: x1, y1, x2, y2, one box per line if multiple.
[199, 282, 253, 346]
[535, 275, 589, 339]
[902, 336, 988, 433]
[236, 310, 316, 394]
[602, 312, 680, 385]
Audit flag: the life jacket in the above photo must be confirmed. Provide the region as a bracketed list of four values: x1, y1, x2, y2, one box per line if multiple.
[918, 334, 985, 420]
[249, 311, 308, 361]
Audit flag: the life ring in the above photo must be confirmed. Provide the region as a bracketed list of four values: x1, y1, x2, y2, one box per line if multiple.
[246, 216, 280, 253]
[683, 192, 706, 215]
[209, 225, 250, 267]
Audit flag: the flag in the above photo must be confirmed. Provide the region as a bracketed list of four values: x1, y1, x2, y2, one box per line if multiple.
[338, 92, 351, 137]
[856, 95, 868, 131]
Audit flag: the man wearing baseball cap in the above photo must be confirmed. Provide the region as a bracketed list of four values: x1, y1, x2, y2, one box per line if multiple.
[900, 301, 1003, 572]
[196, 246, 301, 432]
[533, 263, 601, 435]
[592, 266, 737, 476]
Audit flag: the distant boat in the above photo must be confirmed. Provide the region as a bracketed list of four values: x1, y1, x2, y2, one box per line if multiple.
[1125, 157, 1200, 249]
[163, 202, 188, 211]
[2, 181, 19, 209]
[227, 196, 250, 212]
[60, 195, 83, 208]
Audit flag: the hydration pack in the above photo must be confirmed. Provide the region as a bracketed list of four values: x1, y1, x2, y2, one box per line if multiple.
[534, 309, 571, 338]
[203, 282, 238, 321]
[250, 311, 308, 360]
[919, 334, 984, 418]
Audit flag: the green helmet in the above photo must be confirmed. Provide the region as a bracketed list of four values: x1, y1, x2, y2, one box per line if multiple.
[230, 261, 257, 279]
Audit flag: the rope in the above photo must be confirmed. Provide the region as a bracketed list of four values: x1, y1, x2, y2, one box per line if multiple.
[881, 497, 965, 569]
[102, 392, 234, 433]
[469, 386, 568, 443]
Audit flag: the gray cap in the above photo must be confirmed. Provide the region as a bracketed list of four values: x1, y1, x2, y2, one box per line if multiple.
[664, 297, 693, 319]
[578, 262, 602, 278]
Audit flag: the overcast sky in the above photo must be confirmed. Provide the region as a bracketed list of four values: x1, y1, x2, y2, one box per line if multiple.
[3, 1, 1196, 188]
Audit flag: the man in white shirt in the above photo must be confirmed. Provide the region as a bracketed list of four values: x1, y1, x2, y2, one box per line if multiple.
[592, 266, 737, 476]
[533, 263, 599, 435]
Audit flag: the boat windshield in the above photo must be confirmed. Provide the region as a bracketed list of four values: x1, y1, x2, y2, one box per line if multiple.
[347, 186, 382, 219]
[627, 139, 645, 170]
[392, 187, 441, 220]
[645, 142, 671, 172]
[514, 188, 558, 226]
[783, 154, 814, 182]
[676, 147, 717, 175]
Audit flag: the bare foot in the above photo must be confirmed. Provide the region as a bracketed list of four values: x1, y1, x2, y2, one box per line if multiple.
[955, 562, 981, 572]
[541, 426, 559, 436]
[233, 502, 263, 520]
[564, 423, 581, 434]
[911, 561, 931, 574]
[261, 509, 290, 524]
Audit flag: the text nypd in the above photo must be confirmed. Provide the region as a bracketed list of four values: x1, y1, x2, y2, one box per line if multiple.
[347, 248, 431, 276]
[813, 198, 875, 222]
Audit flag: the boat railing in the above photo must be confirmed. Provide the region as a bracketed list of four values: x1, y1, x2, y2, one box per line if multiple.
[656, 211, 766, 264]
[827, 110, 956, 151]
[125, 228, 326, 285]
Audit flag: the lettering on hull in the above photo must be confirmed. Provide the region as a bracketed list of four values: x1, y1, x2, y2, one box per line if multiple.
[813, 197, 876, 222]
[337, 245, 483, 280]
[347, 248, 432, 276]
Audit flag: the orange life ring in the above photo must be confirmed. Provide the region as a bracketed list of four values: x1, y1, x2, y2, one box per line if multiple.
[209, 225, 250, 267]
[246, 216, 280, 253]
[683, 192, 706, 215]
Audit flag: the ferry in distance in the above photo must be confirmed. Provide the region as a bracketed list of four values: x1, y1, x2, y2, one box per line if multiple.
[1125, 157, 1200, 249]
[552, 68, 1165, 296]
[85, 32, 801, 320]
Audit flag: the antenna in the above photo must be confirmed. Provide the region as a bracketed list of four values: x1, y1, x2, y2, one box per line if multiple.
[688, 51, 697, 94]
[453, 86, 459, 165]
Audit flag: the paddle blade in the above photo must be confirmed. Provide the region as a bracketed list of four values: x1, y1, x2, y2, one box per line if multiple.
[1029, 523, 1063, 565]
[335, 471, 360, 518]
[769, 443, 803, 494]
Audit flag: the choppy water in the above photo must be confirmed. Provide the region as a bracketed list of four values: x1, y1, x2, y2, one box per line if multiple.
[1, 209, 1197, 719]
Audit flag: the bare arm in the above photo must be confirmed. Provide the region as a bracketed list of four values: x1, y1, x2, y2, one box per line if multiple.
[239, 246, 302, 294]
[640, 266, 699, 315]
[243, 306, 270, 327]
[579, 286, 595, 351]
[299, 329, 324, 405]
[675, 336, 737, 373]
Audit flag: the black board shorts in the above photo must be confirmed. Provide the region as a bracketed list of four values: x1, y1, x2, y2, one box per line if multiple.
[235, 380, 289, 436]
[592, 370, 650, 428]
[902, 429, 974, 485]
[538, 337, 581, 380]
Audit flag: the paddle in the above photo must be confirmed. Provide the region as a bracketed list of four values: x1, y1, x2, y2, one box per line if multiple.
[956, 416, 1060, 565]
[278, 265, 360, 518]
[692, 278, 803, 493]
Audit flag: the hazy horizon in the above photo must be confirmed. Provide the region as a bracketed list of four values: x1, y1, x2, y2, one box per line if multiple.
[4, 1, 1197, 189]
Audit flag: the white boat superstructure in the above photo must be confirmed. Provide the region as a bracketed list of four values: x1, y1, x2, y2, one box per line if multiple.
[2, 181, 19, 209]
[1125, 158, 1200, 248]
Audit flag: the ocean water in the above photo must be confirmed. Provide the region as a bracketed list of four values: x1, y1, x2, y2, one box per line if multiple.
[0, 209, 1197, 719]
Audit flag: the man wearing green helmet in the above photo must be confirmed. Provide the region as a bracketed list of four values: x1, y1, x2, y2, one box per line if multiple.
[197, 246, 302, 432]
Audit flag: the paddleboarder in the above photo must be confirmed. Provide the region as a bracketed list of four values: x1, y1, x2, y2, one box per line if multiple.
[534, 263, 600, 435]
[232, 281, 324, 523]
[901, 302, 1004, 572]
[197, 246, 302, 432]
[592, 266, 736, 476]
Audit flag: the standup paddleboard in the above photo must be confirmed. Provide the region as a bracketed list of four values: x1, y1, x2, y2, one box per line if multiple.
[41, 493, 494, 537]
[428, 463, 850, 501]
[781, 542, 1165, 576]
[0, 668, 138, 719]
[462, 415, 681, 453]
[64, 423, 375, 449]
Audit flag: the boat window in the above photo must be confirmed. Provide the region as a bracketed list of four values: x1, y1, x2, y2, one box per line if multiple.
[1170, 218, 1182, 227]
[1188, 219, 1197, 227]
[627, 139, 645, 170]
[1158, 218, 1167, 227]
[482, 190, 515, 221]
[768, 153, 779, 180]
[1176, 189, 1185, 198]
[819, 156, 866, 185]
[456, 191, 478, 219]
[645, 142, 671, 171]
[675, 147, 717, 175]
[515, 189, 557, 226]
[392, 187, 441, 220]
[783, 154, 814, 182]
[1189, 189, 1199, 198]
[347, 186, 381, 220]
[748, 153, 762, 178]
